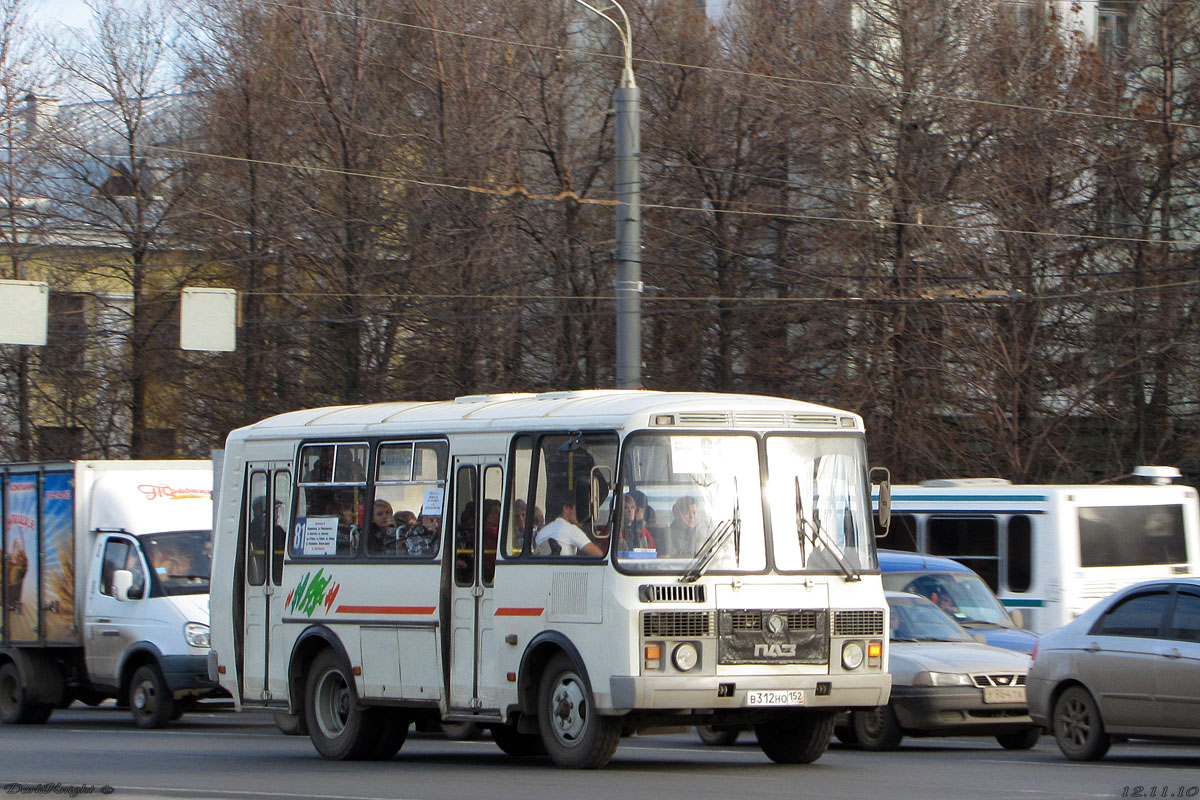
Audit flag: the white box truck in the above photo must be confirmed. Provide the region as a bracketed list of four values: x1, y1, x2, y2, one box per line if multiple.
[0, 460, 225, 727]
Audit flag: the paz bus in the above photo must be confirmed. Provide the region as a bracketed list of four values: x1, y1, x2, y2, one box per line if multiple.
[875, 471, 1200, 633]
[208, 391, 892, 768]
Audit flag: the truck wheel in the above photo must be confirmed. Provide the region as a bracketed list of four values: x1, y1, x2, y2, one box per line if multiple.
[440, 721, 481, 740]
[996, 727, 1042, 750]
[851, 705, 904, 751]
[0, 663, 52, 725]
[696, 725, 740, 746]
[129, 664, 176, 729]
[537, 653, 620, 769]
[1052, 686, 1110, 761]
[491, 722, 547, 756]
[304, 649, 382, 760]
[754, 711, 836, 764]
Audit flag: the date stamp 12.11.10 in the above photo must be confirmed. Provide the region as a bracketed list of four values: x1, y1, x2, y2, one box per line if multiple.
[1123, 788, 1200, 798]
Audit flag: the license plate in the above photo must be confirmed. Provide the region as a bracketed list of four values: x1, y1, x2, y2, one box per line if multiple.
[983, 686, 1025, 704]
[745, 689, 805, 706]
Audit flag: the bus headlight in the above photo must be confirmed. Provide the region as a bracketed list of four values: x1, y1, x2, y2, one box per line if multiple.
[841, 641, 865, 670]
[672, 642, 699, 672]
[185, 622, 211, 649]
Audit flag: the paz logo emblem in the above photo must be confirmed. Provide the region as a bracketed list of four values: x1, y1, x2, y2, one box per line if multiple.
[766, 614, 787, 635]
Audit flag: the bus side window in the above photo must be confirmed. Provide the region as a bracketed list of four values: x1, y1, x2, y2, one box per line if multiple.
[1006, 515, 1031, 593]
[505, 436, 534, 558]
[246, 471, 268, 586]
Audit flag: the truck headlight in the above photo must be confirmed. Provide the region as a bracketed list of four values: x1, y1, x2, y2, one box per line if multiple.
[912, 670, 973, 687]
[185, 622, 211, 649]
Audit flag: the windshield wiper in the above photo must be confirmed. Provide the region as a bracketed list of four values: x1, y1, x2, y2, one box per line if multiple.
[795, 478, 860, 582]
[679, 485, 741, 584]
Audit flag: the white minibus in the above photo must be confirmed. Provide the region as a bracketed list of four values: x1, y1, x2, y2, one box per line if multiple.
[209, 391, 892, 768]
[875, 473, 1200, 632]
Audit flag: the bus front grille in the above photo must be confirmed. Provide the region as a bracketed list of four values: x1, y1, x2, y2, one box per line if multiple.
[833, 609, 885, 636]
[642, 611, 714, 637]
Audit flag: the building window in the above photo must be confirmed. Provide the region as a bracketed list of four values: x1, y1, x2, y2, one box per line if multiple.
[1098, 1, 1130, 65]
[38, 426, 83, 459]
[41, 292, 86, 376]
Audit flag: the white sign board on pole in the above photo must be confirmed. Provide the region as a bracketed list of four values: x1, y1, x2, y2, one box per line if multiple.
[180, 287, 237, 351]
[0, 280, 49, 346]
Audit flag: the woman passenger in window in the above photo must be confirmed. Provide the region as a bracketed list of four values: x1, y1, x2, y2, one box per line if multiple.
[618, 490, 655, 552]
[666, 495, 700, 557]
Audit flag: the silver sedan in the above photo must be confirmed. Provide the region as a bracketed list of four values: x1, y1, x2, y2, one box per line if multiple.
[1027, 577, 1200, 760]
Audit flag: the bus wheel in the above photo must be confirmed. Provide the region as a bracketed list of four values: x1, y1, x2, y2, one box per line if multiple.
[537, 653, 620, 769]
[754, 711, 836, 764]
[491, 722, 547, 757]
[129, 664, 176, 729]
[0, 663, 52, 725]
[304, 649, 382, 760]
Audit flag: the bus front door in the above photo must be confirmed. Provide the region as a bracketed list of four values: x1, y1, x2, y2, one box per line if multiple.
[448, 458, 503, 716]
[240, 462, 291, 703]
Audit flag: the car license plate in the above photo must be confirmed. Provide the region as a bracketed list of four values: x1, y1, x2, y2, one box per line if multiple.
[982, 686, 1025, 704]
[745, 690, 805, 706]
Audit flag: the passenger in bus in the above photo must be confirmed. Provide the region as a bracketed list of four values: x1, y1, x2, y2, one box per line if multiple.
[393, 510, 417, 530]
[535, 495, 603, 557]
[366, 499, 396, 555]
[482, 499, 501, 580]
[618, 490, 656, 552]
[394, 513, 438, 557]
[327, 498, 359, 553]
[666, 496, 700, 557]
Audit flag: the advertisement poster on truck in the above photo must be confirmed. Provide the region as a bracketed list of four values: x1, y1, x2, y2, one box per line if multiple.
[40, 471, 75, 643]
[4, 474, 39, 641]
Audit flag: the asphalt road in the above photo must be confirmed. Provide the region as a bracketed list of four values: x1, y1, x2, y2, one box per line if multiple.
[2, 706, 1200, 800]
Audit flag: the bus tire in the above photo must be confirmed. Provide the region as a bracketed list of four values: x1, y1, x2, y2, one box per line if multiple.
[129, 664, 176, 729]
[491, 722, 547, 757]
[755, 710, 836, 764]
[0, 663, 52, 725]
[696, 725, 740, 746]
[851, 705, 904, 751]
[304, 649, 382, 760]
[1052, 686, 1110, 761]
[537, 653, 620, 769]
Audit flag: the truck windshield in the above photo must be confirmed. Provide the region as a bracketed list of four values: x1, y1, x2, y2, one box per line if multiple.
[766, 435, 875, 573]
[612, 433, 765, 575]
[140, 530, 212, 596]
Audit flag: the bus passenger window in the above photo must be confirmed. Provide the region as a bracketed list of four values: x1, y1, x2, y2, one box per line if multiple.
[506, 436, 534, 558]
[1006, 515, 1031, 593]
[290, 442, 368, 558]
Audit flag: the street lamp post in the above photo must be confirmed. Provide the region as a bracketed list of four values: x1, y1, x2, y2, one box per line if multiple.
[573, 0, 641, 389]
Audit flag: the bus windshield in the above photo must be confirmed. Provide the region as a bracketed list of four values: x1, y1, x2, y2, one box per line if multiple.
[767, 435, 875, 573]
[613, 433, 765, 575]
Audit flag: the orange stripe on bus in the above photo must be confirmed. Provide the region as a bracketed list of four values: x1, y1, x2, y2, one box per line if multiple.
[335, 605, 436, 615]
[495, 608, 544, 617]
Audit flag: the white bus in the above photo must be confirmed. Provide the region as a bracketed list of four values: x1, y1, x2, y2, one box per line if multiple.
[209, 391, 892, 768]
[875, 473, 1200, 633]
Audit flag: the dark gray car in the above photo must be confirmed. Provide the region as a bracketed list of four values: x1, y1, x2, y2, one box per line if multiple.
[1027, 577, 1200, 761]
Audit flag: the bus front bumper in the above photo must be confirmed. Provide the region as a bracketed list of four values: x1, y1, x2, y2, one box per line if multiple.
[605, 673, 891, 714]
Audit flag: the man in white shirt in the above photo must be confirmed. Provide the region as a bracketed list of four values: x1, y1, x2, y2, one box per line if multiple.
[534, 498, 603, 556]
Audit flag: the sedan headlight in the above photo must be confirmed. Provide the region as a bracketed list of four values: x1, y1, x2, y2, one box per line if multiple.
[185, 622, 211, 649]
[912, 670, 973, 687]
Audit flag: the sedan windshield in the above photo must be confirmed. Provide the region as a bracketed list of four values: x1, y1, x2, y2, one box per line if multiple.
[613, 433, 765, 575]
[140, 530, 212, 596]
[889, 594, 974, 643]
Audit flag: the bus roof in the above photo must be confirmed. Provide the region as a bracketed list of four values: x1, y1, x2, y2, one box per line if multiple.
[884, 482, 1197, 506]
[228, 390, 865, 439]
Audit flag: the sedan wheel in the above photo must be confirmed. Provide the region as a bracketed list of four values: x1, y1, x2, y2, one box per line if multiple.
[1052, 686, 1110, 761]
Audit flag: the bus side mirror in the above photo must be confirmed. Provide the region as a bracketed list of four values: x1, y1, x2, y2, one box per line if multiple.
[871, 467, 891, 537]
[112, 569, 134, 602]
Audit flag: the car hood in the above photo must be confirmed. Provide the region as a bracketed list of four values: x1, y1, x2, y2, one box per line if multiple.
[890, 641, 1032, 684]
[167, 593, 210, 624]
